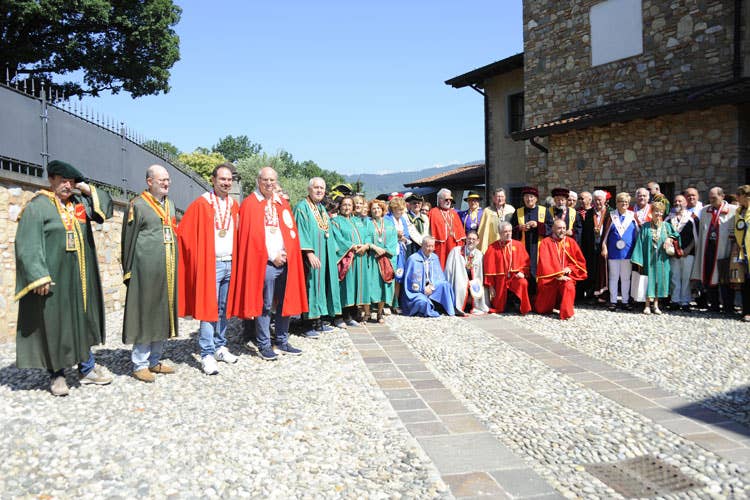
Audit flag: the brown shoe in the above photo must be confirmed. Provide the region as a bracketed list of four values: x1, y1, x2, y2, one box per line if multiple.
[133, 368, 156, 383]
[149, 362, 175, 374]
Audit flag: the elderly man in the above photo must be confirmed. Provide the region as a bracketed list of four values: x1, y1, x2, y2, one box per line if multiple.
[121, 165, 178, 382]
[647, 181, 671, 215]
[535, 219, 588, 320]
[632, 187, 652, 226]
[684, 187, 703, 218]
[550, 187, 583, 243]
[477, 187, 515, 252]
[405, 193, 429, 256]
[14, 160, 113, 396]
[580, 190, 610, 302]
[567, 191, 578, 209]
[510, 186, 550, 296]
[178, 163, 240, 375]
[401, 236, 456, 317]
[691, 186, 737, 313]
[483, 221, 531, 314]
[228, 167, 307, 360]
[445, 231, 490, 315]
[428, 188, 465, 268]
[293, 177, 341, 336]
[577, 191, 592, 219]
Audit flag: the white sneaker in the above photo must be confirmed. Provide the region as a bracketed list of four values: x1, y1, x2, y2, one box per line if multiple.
[215, 346, 238, 364]
[201, 355, 219, 375]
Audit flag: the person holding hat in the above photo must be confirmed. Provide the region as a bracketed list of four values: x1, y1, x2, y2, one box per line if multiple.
[477, 187, 515, 252]
[14, 160, 114, 396]
[510, 186, 551, 296]
[458, 192, 483, 236]
[550, 187, 583, 244]
[428, 188, 466, 268]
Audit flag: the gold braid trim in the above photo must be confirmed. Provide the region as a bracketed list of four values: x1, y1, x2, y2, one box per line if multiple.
[90, 185, 106, 220]
[165, 231, 177, 337]
[14, 276, 52, 301]
[72, 214, 87, 312]
[123, 271, 132, 282]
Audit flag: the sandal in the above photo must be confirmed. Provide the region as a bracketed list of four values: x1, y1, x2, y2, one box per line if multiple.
[377, 313, 385, 324]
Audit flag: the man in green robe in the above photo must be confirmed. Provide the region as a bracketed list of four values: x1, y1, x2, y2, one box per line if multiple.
[14, 160, 114, 396]
[121, 165, 178, 383]
[293, 177, 341, 337]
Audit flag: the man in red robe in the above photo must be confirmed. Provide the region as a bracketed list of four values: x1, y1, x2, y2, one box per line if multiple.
[227, 167, 308, 360]
[178, 163, 241, 375]
[483, 221, 532, 314]
[428, 188, 465, 268]
[535, 219, 588, 320]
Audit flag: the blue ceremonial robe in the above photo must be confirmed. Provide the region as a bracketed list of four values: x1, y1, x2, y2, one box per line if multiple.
[401, 250, 456, 317]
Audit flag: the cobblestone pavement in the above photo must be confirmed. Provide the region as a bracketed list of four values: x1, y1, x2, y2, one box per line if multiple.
[1, 306, 748, 499]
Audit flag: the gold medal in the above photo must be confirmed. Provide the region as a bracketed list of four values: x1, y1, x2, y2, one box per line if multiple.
[66, 230, 76, 251]
[219, 229, 227, 238]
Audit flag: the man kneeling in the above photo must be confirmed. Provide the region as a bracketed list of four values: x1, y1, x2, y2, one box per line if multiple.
[401, 236, 456, 317]
[483, 221, 532, 314]
[535, 219, 587, 319]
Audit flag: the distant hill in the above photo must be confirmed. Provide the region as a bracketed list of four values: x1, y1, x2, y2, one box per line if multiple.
[343, 161, 481, 197]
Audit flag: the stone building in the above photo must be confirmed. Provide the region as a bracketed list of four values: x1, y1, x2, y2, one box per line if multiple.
[448, 0, 749, 202]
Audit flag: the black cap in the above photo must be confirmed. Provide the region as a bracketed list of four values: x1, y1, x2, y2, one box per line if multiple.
[47, 160, 84, 182]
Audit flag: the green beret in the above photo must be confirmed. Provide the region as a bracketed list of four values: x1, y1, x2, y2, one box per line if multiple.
[47, 160, 84, 182]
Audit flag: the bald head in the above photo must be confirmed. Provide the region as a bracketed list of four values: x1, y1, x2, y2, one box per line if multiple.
[146, 164, 170, 199]
[257, 166, 278, 199]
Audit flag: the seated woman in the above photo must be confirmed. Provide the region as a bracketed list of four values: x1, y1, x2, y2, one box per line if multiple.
[401, 235, 456, 317]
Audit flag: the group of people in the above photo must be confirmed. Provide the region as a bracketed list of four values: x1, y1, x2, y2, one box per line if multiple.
[12, 158, 750, 397]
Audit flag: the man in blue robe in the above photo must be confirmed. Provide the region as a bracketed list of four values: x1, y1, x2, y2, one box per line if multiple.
[401, 236, 456, 317]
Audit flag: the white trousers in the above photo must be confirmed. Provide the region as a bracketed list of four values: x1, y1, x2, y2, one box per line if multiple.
[608, 259, 632, 303]
[670, 255, 694, 305]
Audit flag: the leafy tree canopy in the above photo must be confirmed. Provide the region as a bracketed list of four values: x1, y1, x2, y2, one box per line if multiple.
[143, 139, 180, 158]
[1, 0, 181, 98]
[211, 135, 262, 163]
[178, 150, 227, 182]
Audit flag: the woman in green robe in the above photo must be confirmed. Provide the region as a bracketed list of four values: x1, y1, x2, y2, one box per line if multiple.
[363, 199, 398, 323]
[631, 201, 680, 314]
[331, 197, 370, 325]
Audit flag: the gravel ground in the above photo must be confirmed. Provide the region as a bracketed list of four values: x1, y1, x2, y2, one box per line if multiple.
[388, 314, 750, 499]
[508, 306, 750, 426]
[0, 312, 448, 499]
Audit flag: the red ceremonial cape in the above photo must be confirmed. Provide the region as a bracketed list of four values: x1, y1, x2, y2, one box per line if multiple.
[536, 236, 587, 286]
[177, 196, 240, 321]
[483, 240, 530, 287]
[226, 193, 308, 318]
[428, 206, 466, 268]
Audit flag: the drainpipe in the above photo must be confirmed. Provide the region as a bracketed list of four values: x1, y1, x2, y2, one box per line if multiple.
[734, 0, 743, 79]
[529, 137, 548, 154]
[468, 84, 490, 201]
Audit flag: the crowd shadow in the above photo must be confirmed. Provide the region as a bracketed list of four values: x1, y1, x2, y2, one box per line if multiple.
[672, 385, 750, 437]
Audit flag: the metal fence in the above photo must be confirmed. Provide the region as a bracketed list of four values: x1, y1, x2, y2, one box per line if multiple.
[0, 81, 209, 211]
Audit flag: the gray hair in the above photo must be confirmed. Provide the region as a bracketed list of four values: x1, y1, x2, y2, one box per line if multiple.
[146, 164, 167, 180]
[635, 187, 649, 196]
[422, 235, 436, 245]
[308, 177, 325, 188]
[437, 188, 452, 201]
[568, 190, 578, 199]
[497, 220, 512, 232]
[592, 189, 607, 199]
[493, 187, 506, 196]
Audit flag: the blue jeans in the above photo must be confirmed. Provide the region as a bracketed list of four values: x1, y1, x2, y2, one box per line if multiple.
[256, 262, 290, 350]
[132, 341, 164, 371]
[49, 351, 95, 378]
[199, 260, 231, 358]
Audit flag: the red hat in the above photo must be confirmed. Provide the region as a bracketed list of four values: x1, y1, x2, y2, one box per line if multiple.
[551, 187, 570, 198]
[521, 186, 539, 197]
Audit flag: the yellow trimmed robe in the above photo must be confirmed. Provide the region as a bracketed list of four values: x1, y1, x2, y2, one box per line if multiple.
[121, 194, 179, 344]
[14, 188, 112, 371]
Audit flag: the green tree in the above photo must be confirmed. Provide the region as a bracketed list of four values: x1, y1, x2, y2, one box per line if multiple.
[178, 150, 227, 181]
[143, 139, 180, 158]
[212, 135, 262, 163]
[1, 0, 181, 98]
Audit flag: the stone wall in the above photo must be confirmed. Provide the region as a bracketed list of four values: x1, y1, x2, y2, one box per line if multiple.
[523, 105, 740, 197]
[485, 68, 527, 194]
[523, 0, 737, 126]
[0, 177, 127, 343]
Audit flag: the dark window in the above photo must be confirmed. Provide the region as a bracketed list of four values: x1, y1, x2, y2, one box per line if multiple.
[658, 182, 674, 203]
[508, 92, 524, 133]
[509, 186, 524, 209]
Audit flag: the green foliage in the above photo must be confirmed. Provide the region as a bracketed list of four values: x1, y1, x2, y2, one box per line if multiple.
[235, 151, 345, 206]
[143, 139, 181, 158]
[212, 135, 262, 163]
[1, 0, 181, 98]
[178, 150, 227, 182]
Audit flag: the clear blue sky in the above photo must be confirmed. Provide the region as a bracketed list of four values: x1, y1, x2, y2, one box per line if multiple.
[82, 0, 523, 175]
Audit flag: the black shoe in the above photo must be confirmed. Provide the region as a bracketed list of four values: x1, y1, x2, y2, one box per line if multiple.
[608, 303, 617, 312]
[681, 304, 691, 312]
[274, 343, 302, 356]
[624, 303, 634, 312]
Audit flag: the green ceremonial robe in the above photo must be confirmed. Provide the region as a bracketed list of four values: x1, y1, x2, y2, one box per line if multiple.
[331, 215, 369, 307]
[294, 198, 342, 319]
[364, 217, 398, 304]
[121, 194, 178, 344]
[631, 221, 680, 299]
[14, 187, 112, 371]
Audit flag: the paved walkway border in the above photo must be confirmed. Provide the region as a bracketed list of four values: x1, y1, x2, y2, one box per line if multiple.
[347, 321, 561, 500]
